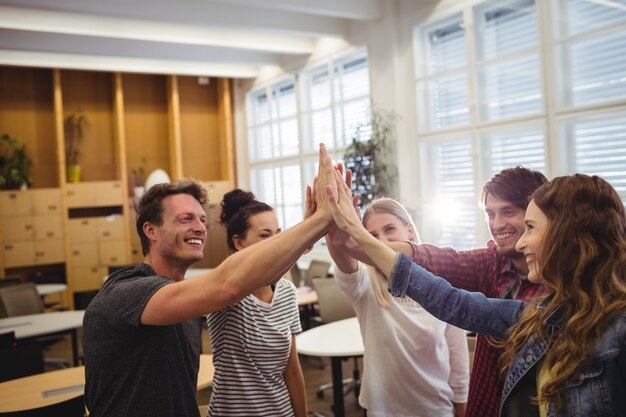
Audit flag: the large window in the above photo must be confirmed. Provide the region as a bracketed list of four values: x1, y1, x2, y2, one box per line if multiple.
[246, 49, 371, 229]
[414, 0, 626, 248]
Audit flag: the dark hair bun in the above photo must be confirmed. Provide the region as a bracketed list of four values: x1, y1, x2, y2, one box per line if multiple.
[220, 189, 256, 225]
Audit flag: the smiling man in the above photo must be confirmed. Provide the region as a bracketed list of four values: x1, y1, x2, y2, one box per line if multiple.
[82, 145, 338, 417]
[400, 166, 548, 417]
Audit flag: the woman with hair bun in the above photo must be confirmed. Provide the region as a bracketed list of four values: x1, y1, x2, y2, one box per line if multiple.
[206, 189, 307, 417]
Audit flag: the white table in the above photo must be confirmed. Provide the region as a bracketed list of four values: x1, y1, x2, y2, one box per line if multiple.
[297, 317, 363, 417]
[0, 310, 85, 366]
[36, 284, 67, 296]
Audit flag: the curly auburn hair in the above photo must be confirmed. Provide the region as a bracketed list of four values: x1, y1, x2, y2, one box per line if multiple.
[497, 174, 626, 409]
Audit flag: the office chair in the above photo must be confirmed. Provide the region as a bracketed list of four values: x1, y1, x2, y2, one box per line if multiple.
[303, 260, 331, 288]
[311, 277, 360, 401]
[27, 271, 66, 310]
[0, 284, 45, 318]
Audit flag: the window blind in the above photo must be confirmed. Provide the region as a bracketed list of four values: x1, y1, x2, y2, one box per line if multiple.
[566, 111, 626, 203]
[432, 139, 476, 249]
[476, 0, 537, 60]
[560, 0, 626, 36]
[485, 126, 546, 174]
[417, 14, 469, 131]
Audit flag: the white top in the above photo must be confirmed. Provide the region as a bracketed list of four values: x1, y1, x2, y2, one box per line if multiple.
[207, 279, 301, 417]
[334, 265, 469, 417]
[296, 317, 363, 357]
[0, 310, 84, 339]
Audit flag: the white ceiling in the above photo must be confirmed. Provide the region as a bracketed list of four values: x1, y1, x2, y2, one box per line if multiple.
[0, 0, 385, 78]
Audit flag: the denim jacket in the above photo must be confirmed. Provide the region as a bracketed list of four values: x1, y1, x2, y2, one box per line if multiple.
[388, 253, 626, 417]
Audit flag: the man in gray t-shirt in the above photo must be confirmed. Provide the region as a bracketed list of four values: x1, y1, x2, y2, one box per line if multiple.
[84, 264, 202, 416]
[83, 145, 339, 417]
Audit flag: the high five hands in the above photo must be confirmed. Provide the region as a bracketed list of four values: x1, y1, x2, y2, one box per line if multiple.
[309, 143, 362, 245]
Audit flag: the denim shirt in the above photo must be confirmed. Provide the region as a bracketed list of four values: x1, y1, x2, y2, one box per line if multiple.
[388, 253, 626, 417]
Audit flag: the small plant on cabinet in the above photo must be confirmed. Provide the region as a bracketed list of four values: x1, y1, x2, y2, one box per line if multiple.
[64, 111, 88, 183]
[0, 133, 33, 190]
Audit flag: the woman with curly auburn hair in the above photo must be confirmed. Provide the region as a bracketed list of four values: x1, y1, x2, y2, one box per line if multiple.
[325, 172, 626, 417]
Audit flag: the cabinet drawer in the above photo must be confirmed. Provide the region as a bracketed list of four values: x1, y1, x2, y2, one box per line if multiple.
[66, 183, 96, 208]
[97, 215, 125, 240]
[3, 241, 35, 267]
[72, 266, 107, 292]
[68, 218, 98, 242]
[31, 189, 62, 215]
[130, 241, 143, 264]
[34, 239, 65, 264]
[99, 240, 128, 266]
[33, 215, 64, 240]
[94, 181, 124, 206]
[70, 241, 99, 266]
[2, 216, 34, 241]
[0, 190, 32, 216]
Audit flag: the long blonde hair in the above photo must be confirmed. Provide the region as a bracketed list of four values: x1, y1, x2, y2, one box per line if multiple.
[497, 174, 626, 409]
[362, 198, 420, 307]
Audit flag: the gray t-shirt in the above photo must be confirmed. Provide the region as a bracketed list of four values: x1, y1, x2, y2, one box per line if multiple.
[83, 263, 202, 417]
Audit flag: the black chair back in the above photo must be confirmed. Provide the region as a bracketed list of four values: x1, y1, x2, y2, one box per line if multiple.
[0, 343, 44, 383]
[0, 277, 22, 288]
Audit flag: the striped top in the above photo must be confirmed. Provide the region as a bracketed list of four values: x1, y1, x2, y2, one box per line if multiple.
[207, 278, 302, 417]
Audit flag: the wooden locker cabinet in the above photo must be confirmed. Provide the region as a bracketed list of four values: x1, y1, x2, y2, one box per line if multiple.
[68, 215, 128, 291]
[0, 190, 32, 216]
[66, 181, 124, 208]
[72, 265, 108, 292]
[0, 189, 66, 268]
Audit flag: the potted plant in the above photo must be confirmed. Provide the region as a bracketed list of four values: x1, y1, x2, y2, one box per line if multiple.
[0, 133, 33, 190]
[130, 155, 148, 198]
[343, 110, 398, 208]
[64, 111, 88, 183]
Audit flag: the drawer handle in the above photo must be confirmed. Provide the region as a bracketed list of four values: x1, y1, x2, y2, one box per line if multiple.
[5, 244, 12, 250]
[46, 232, 54, 237]
[103, 232, 111, 237]
[72, 250, 80, 256]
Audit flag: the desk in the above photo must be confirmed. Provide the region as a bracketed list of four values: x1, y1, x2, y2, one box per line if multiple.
[0, 354, 214, 413]
[0, 311, 84, 366]
[297, 317, 363, 417]
[296, 288, 318, 330]
[35, 284, 67, 296]
[296, 288, 317, 307]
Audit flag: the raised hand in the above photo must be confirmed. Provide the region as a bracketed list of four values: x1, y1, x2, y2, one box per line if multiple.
[314, 143, 338, 223]
[325, 167, 364, 236]
[303, 177, 317, 220]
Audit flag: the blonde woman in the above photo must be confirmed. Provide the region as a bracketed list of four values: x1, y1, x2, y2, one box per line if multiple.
[327, 197, 469, 417]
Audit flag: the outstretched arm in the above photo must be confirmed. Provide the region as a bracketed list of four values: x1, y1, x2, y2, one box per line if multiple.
[140, 144, 337, 325]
